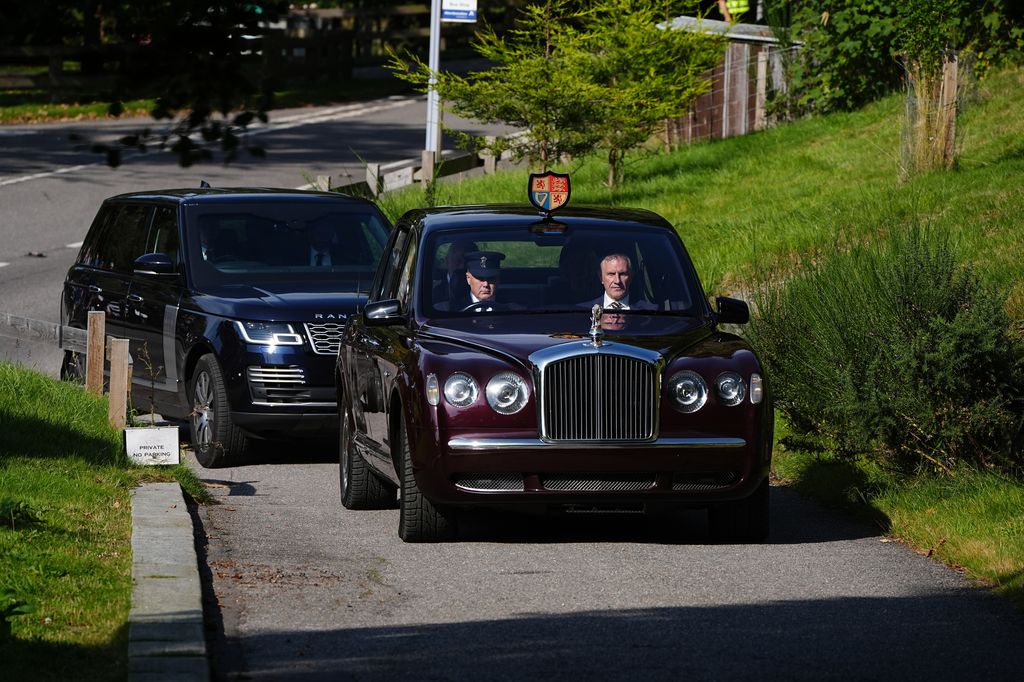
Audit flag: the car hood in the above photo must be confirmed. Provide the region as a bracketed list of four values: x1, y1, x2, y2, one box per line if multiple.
[189, 282, 366, 321]
[420, 312, 718, 367]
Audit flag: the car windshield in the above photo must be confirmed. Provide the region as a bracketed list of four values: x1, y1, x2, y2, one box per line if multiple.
[185, 202, 389, 292]
[421, 223, 703, 317]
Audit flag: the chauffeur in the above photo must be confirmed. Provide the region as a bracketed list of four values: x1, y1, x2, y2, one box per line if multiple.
[446, 250, 505, 311]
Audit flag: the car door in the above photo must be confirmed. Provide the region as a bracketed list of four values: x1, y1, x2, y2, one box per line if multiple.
[351, 227, 411, 456]
[66, 202, 153, 358]
[124, 204, 185, 417]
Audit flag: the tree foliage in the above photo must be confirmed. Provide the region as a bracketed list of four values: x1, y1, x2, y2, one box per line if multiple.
[390, 0, 724, 188]
[769, 0, 1024, 114]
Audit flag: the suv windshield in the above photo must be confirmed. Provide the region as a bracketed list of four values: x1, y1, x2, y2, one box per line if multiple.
[421, 224, 703, 317]
[186, 202, 389, 292]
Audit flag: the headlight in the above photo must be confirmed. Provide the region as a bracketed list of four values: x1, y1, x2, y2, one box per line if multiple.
[444, 372, 479, 407]
[668, 370, 707, 413]
[716, 372, 747, 406]
[485, 372, 529, 415]
[750, 373, 764, 404]
[235, 321, 303, 346]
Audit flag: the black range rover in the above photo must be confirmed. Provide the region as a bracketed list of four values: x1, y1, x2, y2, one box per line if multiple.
[61, 187, 391, 467]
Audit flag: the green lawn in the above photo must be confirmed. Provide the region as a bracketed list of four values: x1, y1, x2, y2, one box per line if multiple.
[0, 363, 204, 679]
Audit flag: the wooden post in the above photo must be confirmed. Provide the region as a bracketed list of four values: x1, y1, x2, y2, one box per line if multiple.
[755, 50, 769, 131]
[940, 53, 958, 169]
[316, 175, 331, 192]
[421, 150, 435, 188]
[85, 310, 105, 395]
[107, 338, 130, 430]
[366, 163, 381, 196]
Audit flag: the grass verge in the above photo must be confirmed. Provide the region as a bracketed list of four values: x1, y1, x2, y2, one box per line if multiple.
[0, 362, 202, 680]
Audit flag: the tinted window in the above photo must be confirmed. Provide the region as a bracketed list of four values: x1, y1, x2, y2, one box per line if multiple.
[186, 202, 388, 293]
[147, 206, 181, 267]
[372, 228, 410, 302]
[78, 203, 152, 272]
[421, 224, 701, 316]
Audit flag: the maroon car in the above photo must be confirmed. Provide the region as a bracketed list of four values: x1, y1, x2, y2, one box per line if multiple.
[336, 179, 773, 542]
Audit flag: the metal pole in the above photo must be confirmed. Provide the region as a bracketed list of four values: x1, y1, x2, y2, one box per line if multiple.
[425, 0, 442, 153]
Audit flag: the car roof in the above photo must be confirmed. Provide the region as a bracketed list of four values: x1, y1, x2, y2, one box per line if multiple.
[102, 187, 376, 206]
[406, 205, 677, 235]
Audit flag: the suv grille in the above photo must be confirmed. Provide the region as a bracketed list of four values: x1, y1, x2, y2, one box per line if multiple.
[304, 322, 345, 355]
[541, 354, 657, 441]
[247, 366, 311, 404]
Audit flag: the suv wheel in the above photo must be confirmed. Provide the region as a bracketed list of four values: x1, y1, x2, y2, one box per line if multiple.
[339, 393, 396, 509]
[397, 413, 456, 542]
[189, 354, 248, 468]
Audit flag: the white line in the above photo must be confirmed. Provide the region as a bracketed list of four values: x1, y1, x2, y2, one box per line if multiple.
[0, 262, 9, 268]
[0, 163, 97, 188]
[66, 241, 83, 249]
[0, 97, 421, 188]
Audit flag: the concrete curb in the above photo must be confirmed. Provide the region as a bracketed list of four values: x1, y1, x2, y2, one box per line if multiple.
[129, 482, 209, 682]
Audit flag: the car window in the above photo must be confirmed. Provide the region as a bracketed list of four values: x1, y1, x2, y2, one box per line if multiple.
[78, 203, 153, 273]
[147, 206, 181, 267]
[422, 224, 700, 316]
[395, 236, 418, 311]
[186, 202, 389, 293]
[372, 228, 410, 302]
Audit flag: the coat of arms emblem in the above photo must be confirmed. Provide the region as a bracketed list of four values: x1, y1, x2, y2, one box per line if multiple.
[528, 172, 571, 213]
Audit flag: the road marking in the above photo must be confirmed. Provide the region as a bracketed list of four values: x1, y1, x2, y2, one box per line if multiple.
[0, 163, 97, 188]
[66, 241, 83, 249]
[0, 262, 9, 268]
[0, 97, 421, 188]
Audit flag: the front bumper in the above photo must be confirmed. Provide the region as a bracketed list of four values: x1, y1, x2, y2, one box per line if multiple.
[412, 430, 768, 507]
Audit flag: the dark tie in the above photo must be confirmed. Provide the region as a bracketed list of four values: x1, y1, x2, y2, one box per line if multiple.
[315, 252, 324, 266]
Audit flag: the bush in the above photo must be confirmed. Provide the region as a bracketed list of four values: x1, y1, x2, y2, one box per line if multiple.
[749, 226, 1024, 475]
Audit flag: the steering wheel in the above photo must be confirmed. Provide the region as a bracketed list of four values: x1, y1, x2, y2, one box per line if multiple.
[460, 301, 508, 313]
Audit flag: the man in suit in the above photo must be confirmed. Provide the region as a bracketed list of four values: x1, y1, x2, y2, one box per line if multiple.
[445, 250, 506, 312]
[309, 221, 342, 266]
[432, 239, 478, 305]
[581, 253, 657, 311]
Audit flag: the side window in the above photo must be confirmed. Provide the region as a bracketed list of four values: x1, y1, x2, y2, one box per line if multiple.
[147, 206, 181, 267]
[104, 204, 154, 273]
[370, 228, 409, 302]
[78, 205, 117, 268]
[394, 237, 418, 311]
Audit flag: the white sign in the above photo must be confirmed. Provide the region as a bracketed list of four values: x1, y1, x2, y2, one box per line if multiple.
[125, 426, 180, 465]
[442, 0, 477, 23]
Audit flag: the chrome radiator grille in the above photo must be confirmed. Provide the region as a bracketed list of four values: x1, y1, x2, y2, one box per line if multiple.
[303, 322, 345, 355]
[247, 366, 310, 404]
[541, 354, 657, 441]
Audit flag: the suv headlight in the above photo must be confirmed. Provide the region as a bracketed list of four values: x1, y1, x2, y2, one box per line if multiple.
[444, 372, 479, 407]
[235, 321, 303, 346]
[716, 372, 747, 406]
[485, 372, 529, 415]
[668, 370, 707, 413]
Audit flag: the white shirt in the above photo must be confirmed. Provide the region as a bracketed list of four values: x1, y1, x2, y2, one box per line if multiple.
[603, 293, 630, 309]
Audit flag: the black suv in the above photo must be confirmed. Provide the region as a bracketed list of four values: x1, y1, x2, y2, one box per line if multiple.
[61, 187, 391, 467]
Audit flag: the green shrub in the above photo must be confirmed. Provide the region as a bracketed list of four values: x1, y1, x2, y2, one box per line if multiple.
[749, 225, 1024, 474]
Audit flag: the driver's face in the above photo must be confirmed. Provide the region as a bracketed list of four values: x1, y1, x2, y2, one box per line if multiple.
[601, 257, 631, 301]
[466, 271, 498, 301]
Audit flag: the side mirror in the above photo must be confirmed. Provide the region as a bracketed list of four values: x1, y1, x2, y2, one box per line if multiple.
[363, 298, 405, 326]
[715, 296, 749, 325]
[133, 253, 178, 276]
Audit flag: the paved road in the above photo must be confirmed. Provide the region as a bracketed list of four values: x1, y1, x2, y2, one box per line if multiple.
[0, 97, 506, 373]
[186, 446, 1024, 681]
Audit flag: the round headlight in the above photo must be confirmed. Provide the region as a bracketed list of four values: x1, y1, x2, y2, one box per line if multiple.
[444, 372, 479, 408]
[668, 370, 707, 413]
[716, 372, 747, 406]
[485, 372, 529, 415]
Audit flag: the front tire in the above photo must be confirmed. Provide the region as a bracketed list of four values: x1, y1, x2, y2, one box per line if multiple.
[189, 354, 248, 468]
[339, 397, 396, 509]
[397, 413, 456, 542]
[708, 478, 770, 542]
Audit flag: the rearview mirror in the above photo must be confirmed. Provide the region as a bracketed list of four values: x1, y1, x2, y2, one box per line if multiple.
[363, 299, 405, 326]
[133, 253, 178, 276]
